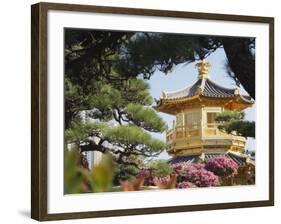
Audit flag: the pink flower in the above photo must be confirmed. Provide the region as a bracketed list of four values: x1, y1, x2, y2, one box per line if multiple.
[172, 163, 220, 187]
[177, 181, 195, 189]
[205, 156, 238, 177]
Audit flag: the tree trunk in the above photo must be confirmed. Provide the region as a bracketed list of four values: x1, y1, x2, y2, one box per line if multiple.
[65, 111, 75, 129]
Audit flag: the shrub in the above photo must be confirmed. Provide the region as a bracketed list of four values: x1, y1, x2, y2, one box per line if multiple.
[205, 156, 238, 177]
[148, 160, 173, 177]
[177, 181, 195, 189]
[172, 163, 220, 187]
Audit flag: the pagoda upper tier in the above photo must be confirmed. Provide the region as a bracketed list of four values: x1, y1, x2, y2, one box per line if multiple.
[154, 60, 254, 114]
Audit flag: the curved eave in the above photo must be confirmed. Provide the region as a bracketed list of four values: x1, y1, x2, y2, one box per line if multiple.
[239, 94, 255, 104]
[162, 79, 202, 99]
[154, 94, 254, 114]
[153, 95, 200, 115]
[201, 94, 254, 111]
[158, 94, 200, 105]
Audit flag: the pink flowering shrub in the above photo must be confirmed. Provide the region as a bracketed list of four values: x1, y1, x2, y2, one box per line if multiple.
[205, 156, 238, 177]
[172, 163, 205, 175]
[172, 163, 220, 187]
[177, 181, 195, 189]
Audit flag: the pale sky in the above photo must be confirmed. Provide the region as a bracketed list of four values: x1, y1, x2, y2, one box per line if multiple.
[147, 47, 255, 159]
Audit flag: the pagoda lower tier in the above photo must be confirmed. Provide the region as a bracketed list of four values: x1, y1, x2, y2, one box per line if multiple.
[166, 124, 246, 156]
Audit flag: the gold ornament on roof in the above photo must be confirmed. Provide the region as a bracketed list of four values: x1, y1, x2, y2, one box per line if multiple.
[196, 59, 211, 78]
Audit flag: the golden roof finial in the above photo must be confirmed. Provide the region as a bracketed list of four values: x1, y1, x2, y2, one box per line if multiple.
[196, 59, 211, 79]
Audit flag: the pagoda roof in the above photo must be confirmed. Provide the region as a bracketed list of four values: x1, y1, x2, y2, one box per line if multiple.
[154, 76, 254, 114]
[163, 78, 239, 99]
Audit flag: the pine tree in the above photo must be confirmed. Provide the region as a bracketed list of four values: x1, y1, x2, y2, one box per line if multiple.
[65, 75, 167, 178]
[64, 29, 255, 181]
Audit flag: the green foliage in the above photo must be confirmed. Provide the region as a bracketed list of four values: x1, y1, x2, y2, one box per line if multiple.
[65, 121, 166, 156]
[65, 151, 115, 193]
[118, 79, 153, 106]
[116, 33, 222, 78]
[87, 154, 115, 192]
[65, 120, 106, 144]
[216, 111, 255, 138]
[64, 31, 170, 182]
[219, 120, 255, 138]
[65, 30, 133, 81]
[215, 111, 245, 122]
[65, 29, 255, 102]
[147, 160, 173, 177]
[90, 84, 123, 111]
[65, 120, 166, 182]
[105, 125, 166, 154]
[64, 149, 88, 194]
[64, 30, 225, 129]
[114, 162, 139, 184]
[65, 78, 79, 99]
[126, 103, 167, 132]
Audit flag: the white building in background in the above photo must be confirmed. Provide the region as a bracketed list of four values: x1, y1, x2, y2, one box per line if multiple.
[67, 142, 103, 170]
[81, 111, 104, 169]
[82, 150, 103, 170]
[66, 110, 104, 169]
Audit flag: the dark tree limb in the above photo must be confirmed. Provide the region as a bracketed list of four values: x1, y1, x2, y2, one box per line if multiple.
[222, 38, 255, 99]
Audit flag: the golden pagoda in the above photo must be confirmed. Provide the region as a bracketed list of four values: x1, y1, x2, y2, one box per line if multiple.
[154, 60, 254, 160]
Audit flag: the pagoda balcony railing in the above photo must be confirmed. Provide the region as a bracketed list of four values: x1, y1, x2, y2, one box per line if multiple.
[166, 125, 200, 142]
[206, 122, 219, 128]
[166, 124, 245, 143]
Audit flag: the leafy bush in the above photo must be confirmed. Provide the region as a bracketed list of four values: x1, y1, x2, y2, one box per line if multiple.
[148, 160, 173, 177]
[64, 149, 89, 194]
[137, 160, 172, 186]
[64, 150, 115, 193]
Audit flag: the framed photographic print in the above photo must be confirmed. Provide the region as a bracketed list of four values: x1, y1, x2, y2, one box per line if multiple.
[31, 2, 274, 221]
